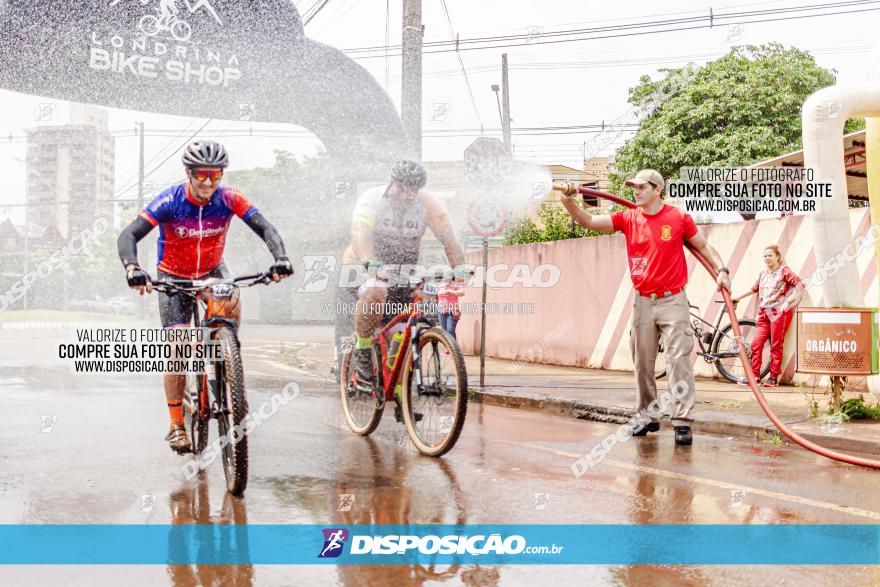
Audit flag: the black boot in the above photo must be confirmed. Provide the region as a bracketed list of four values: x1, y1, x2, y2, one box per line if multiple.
[674, 426, 693, 445]
[630, 420, 660, 436]
[352, 347, 375, 391]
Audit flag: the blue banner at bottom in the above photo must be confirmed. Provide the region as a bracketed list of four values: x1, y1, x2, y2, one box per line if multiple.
[0, 524, 877, 565]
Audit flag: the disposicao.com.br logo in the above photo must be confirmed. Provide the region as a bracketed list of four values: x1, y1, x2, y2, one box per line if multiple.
[317, 528, 564, 559]
[318, 528, 349, 558]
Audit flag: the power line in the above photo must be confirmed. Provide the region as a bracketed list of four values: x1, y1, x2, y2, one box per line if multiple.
[439, 0, 484, 133]
[112, 117, 202, 200]
[339, 0, 880, 58]
[384, 0, 390, 89]
[0, 123, 643, 144]
[302, 0, 334, 26]
[370, 38, 875, 80]
[398, 0, 880, 50]
[114, 118, 214, 199]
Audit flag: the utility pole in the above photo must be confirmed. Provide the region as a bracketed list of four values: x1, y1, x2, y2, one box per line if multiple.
[136, 121, 145, 319]
[501, 53, 512, 153]
[136, 122, 144, 212]
[401, 0, 422, 158]
[479, 236, 488, 387]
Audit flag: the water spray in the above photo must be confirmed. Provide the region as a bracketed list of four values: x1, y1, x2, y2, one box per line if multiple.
[553, 180, 880, 470]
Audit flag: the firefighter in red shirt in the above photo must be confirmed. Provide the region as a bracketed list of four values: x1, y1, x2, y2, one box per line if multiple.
[561, 169, 731, 445]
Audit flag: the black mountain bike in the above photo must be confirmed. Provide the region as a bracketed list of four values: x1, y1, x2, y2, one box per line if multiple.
[655, 300, 771, 383]
[152, 271, 271, 496]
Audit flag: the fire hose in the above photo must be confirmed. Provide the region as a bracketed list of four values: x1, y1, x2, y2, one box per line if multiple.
[553, 181, 880, 470]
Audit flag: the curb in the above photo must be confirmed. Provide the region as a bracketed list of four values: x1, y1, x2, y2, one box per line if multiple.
[471, 386, 880, 456]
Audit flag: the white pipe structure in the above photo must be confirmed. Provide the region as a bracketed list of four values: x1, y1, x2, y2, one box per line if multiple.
[865, 45, 880, 396]
[802, 84, 880, 307]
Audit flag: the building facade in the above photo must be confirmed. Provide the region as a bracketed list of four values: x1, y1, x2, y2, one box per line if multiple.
[25, 103, 115, 238]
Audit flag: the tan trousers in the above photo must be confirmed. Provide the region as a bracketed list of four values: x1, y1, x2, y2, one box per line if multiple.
[629, 291, 696, 426]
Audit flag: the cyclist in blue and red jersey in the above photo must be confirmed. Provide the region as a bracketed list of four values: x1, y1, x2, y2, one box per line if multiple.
[117, 141, 293, 453]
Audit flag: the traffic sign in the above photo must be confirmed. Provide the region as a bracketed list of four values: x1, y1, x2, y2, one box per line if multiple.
[467, 197, 508, 237]
[464, 137, 513, 185]
[464, 235, 485, 249]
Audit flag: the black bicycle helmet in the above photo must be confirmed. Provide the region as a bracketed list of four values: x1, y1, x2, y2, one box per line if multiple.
[390, 159, 427, 189]
[182, 141, 229, 168]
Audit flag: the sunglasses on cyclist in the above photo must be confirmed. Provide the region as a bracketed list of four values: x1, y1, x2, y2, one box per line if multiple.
[190, 169, 223, 183]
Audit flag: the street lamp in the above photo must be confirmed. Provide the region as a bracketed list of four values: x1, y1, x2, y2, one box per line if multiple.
[490, 84, 503, 128]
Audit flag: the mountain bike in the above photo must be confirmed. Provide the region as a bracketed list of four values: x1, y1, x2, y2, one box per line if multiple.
[655, 300, 771, 383]
[152, 271, 271, 496]
[339, 279, 468, 457]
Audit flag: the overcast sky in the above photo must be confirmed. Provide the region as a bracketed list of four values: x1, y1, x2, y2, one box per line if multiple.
[1, 0, 879, 221]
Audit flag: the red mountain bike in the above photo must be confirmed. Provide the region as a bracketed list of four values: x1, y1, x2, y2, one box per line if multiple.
[339, 280, 468, 457]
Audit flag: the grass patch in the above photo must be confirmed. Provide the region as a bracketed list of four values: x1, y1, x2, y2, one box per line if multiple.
[757, 429, 784, 447]
[802, 390, 820, 419]
[840, 396, 880, 421]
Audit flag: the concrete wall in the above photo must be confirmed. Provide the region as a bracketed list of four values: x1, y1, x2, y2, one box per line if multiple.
[457, 208, 877, 383]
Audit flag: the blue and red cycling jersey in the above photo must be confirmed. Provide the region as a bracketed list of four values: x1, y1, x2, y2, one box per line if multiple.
[140, 182, 258, 278]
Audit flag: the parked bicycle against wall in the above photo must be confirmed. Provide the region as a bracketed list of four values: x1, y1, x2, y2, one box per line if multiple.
[655, 299, 771, 383]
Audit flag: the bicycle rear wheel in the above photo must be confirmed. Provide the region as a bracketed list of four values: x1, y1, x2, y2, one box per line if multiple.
[339, 336, 385, 435]
[401, 327, 468, 457]
[712, 320, 771, 383]
[212, 327, 248, 496]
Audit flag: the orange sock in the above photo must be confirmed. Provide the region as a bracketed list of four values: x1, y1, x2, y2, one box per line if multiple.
[167, 400, 184, 426]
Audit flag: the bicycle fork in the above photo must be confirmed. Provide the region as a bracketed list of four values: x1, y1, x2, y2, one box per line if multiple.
[205, 357, 223, 419]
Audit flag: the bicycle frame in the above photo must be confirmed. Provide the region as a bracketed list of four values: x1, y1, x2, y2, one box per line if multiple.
[189, 299, 236, 422]
[687, 303, 744, 359]
[152, 272, 269, 419]
[371, 294, 436, 403]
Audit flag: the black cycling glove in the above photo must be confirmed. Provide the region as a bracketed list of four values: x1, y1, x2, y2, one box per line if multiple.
[126, 267, 150, 288]
[270, 257, 294, 278]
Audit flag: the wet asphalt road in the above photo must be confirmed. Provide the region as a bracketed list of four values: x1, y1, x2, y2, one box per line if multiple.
[3, 363, 880, 585]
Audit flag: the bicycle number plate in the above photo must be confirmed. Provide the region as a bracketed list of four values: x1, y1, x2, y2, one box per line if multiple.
[211, 283, 234, 299]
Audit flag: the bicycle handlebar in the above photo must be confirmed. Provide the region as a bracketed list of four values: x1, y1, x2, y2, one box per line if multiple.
[151, 271, 271, 295]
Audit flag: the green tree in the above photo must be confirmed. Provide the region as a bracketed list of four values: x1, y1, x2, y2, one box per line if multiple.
[222, 148, 334, 323]
[610, 43, 865, 205]
[503, 202, 605, 245]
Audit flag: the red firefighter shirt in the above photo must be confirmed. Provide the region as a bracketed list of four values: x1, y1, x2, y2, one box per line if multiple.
[610, 204, 698, 294]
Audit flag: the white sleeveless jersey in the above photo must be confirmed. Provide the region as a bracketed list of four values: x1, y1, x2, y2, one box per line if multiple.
[351, 185, 428, 265]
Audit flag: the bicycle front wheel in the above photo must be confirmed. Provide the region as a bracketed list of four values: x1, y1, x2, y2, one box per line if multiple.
[213, 327, 248, 496]
[712, 320, 771, 383]
[401, 327, 468, 457]
[184, 370, 209, 455]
